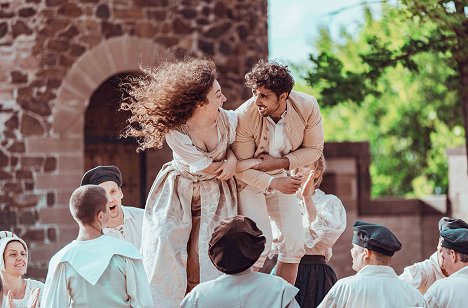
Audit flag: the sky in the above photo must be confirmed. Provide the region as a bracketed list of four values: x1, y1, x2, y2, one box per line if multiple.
[268, 0, 389, 65]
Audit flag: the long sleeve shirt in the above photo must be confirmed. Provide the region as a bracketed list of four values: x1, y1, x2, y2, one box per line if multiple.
[302, 190, 346, 260]
[399, 251, 446, 293]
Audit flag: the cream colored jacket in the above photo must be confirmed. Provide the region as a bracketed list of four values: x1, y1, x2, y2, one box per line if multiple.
[232, 91, 324, 191]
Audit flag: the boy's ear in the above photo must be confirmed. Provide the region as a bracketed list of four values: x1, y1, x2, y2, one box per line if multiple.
[364, 248, 372, 260]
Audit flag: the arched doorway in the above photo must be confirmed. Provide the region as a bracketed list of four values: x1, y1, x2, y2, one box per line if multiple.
[84, 72, 146, 208]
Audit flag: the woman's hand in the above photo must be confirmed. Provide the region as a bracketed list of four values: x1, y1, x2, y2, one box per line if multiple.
[27, 288, 40, 308]
[6, 290, 16, 308]
[300, 169, 317, 198]
[215, 156, 237, 180]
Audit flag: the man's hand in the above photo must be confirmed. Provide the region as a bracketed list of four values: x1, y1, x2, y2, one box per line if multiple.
[269, 175, 303, 194]
[252, 154, 289, 172]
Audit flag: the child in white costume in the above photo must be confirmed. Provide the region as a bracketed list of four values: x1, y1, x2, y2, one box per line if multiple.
[272, 155, 346, 307]
[42, 185, 152, 308]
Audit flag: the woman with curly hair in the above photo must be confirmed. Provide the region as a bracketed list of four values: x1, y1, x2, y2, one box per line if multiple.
[122, 59, 255, 307]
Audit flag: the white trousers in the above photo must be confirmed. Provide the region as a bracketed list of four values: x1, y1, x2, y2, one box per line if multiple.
[238, 184, 305, 267]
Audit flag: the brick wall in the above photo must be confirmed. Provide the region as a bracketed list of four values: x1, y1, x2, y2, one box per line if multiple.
[0, 0, 268, 279]
[324, 143, 444, 278]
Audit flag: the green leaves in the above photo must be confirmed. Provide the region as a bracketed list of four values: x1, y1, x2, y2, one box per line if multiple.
[302, 1, 465, 196]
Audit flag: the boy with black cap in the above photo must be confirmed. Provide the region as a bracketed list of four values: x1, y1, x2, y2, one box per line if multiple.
[41, 185, 152, 307]
[181, 215, 300, 308]
[400, 217, 468, 293]
[424, 228, 468, 307]
[318, 220, 424, 308]
[81, 165, 144, 249]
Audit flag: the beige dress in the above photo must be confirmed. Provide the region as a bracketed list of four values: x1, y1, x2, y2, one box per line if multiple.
[141, 109, 238, 308]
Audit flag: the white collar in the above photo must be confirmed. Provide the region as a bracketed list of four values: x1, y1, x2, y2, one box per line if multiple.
[228, 267, 254, 276]
[450, 266, 468, 278]
[49, 235, 141, 285]
[121, 206, 133, 221]
[357, 265, 398, 278]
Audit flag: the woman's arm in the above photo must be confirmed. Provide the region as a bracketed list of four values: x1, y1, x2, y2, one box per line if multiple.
[200, 161, 224, 175]
[301, 170, 318, 223]
[302, 196, 317, 224]
[236, 158, 262, 172]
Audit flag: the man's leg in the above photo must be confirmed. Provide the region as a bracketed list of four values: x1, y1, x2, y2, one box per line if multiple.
[266, 191, 305, 284]
[238, 185, 272, 269]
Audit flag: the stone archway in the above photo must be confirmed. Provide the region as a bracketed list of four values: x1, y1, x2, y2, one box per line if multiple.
[53, 35, 171, 136]
[24, 36, 172, 225]
[84, 71, 146, 207]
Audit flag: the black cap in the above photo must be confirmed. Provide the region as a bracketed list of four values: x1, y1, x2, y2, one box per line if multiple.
[440, 228, 468, 255]
[438, 217, 468, 233]
[353, 220, 402, 256]
[209, 216, 266, 274]
[80, 165, 123, 187]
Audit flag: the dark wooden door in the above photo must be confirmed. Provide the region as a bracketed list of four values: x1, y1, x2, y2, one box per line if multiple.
[85, 72, 146, 208]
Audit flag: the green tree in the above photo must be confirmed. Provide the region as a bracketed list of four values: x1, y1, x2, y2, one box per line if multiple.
[302, 2, 466, 196]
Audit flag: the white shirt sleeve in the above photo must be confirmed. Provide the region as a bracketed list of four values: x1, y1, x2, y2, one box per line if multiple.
[399, 252, 438, 291]
[400, 262, 425, 290]
[224, 109, 238, 144]
[42, 263, 70, 308]
[306, 196, 346, 250]
[165, 130, 212, 173]
[125, 258, 154, 308]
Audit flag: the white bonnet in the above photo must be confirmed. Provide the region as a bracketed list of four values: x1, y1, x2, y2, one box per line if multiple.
[0, 231, 28, 271]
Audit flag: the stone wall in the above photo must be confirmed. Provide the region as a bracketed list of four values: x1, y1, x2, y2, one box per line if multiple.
[447, 148, 468, 221]
[323, 143, 443, 278]
[0, 0, 268, 279]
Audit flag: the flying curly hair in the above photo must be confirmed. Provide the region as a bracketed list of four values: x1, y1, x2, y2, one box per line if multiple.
[121, 59, 217, 151]
[245, 59, 294, 97]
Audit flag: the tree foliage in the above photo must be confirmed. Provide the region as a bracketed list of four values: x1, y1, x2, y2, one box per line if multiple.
[302, 1, 466, 197]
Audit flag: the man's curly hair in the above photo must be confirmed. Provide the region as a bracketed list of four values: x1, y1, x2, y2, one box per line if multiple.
[120, 59, 217, 151]
[245, 59, 295, 97]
